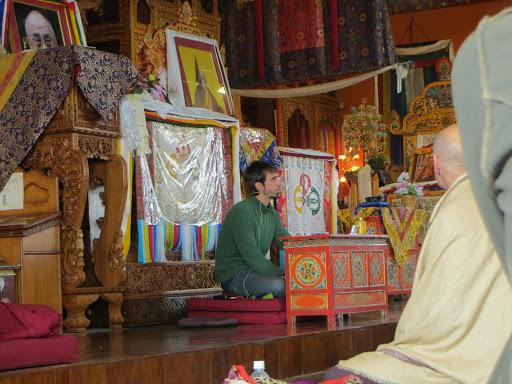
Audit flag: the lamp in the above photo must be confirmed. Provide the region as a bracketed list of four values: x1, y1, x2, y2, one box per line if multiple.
[341, 101, 389, 164]
[338, 101, 389, 208]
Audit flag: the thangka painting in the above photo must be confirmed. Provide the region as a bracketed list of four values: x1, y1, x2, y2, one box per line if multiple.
[278, 148, 337, 236]
[135, 117, 236, 263]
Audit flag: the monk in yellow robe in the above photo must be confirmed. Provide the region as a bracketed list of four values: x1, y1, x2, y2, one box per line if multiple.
[325, 124, 512, 383]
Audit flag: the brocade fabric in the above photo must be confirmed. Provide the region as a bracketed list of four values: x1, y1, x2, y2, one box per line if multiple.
[223, 1, 396, 88]
[0, 46, 138, 192]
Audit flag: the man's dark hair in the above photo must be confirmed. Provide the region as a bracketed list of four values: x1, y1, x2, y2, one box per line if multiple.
[244, 161, 278, 195]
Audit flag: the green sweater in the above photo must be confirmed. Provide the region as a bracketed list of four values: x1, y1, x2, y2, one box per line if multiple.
[214, 197, 290, 283]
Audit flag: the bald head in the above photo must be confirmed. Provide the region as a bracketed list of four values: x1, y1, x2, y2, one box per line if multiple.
[433, 124, 466, 189]
[24, 10, 57, 50]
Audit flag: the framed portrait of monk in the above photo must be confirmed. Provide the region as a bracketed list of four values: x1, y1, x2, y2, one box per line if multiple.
[7, 0, 84, 53]
[166, 30, 234, 116]
[410, 147, 435, 183]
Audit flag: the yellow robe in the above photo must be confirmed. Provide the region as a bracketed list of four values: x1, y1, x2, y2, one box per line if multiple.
[336, 174, 512, 383]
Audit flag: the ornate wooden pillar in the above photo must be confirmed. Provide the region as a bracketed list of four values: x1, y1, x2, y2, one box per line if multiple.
[24, 135, 88, 291]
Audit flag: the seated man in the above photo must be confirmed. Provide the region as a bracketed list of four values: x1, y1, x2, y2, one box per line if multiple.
[215, 160, 290, 298]
[325, 124, 512, 383]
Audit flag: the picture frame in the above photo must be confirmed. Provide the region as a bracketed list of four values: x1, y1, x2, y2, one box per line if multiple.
[402, 134, 417, 173]
[8, 0, 84, 53]
[166, 30, 234, 116]
[0, 0, 9, 48]
[410, 147, 435, 183]
[416, 132, 437, 149]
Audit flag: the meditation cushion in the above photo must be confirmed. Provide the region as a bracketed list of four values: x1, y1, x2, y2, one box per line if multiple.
[0, 303, 61, 341]
[186, 297, 287, 324]
[0, 303, 79, 371]
[0, 335, 79, 371]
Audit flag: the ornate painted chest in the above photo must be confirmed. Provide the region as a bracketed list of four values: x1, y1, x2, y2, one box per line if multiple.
[282, 234, 391, 327]
[386, 248, 419, 296]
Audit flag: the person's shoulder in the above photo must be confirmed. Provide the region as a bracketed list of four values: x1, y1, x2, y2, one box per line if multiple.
[226, 198, 258, 216]
[436, 179, 483, 226]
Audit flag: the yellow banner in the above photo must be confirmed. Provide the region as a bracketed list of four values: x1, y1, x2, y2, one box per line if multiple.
[0, 51, 36, 112]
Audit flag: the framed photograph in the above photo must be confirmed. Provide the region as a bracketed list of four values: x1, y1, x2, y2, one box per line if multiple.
[410, 147, 435, 183]
[416, 132, 437, 149]
[166, 30, 234, 116]
[8, 0, 83, 53]
[402, 134, 417, 172]
[0, 0, 9, 48]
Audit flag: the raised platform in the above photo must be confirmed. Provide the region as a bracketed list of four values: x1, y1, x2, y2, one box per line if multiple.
[0, 303, 404, 384]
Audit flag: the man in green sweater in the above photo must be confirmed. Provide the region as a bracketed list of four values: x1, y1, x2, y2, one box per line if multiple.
[215, 160, 290, 298]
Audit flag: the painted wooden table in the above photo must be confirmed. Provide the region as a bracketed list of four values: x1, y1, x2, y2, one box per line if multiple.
[282, 234, 391, 327]
[361, 213, 420, 297]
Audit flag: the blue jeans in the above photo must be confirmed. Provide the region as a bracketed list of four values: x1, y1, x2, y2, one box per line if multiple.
[221, 270, 286, 298]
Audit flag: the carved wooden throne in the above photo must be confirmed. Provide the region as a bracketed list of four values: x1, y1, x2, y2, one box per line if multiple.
[401, 80, 456, 175]
[24, 86, 127, 331]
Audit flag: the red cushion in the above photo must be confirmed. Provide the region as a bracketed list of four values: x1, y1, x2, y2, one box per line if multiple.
[0, 335, 79, 371]
[188, 310, 286, 324]
[187, 298, 286, 312]
[0, 303, 62, 341]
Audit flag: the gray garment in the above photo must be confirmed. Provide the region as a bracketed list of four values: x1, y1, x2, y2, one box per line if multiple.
[452, 6, 512, 383]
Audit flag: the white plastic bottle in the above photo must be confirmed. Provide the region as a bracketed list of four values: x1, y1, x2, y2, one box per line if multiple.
[250, 360, 270, 379]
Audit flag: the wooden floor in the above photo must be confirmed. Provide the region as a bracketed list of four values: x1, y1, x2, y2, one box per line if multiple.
[0, 303, 405, 384]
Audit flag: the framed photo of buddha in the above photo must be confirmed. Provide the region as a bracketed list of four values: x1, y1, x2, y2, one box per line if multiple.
[8, 0, 83, 53]
[166, 30, 234, 116]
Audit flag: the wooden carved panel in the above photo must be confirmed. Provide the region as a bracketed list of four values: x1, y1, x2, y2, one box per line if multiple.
[313, 99, 339, 155]
[88, 31, 131, 58]
[277, 98, 313, 148]
[192, 0, 221, 40]
[84, 0, 222, 63]
[127, 261, 218, 293]
[122, 289, 222, 327]
[123, 295, 188, 326]
[0, 169, 58, 216]
[402, 80, 455, 171]
[277, 94, 340, 153]
[45, 87, 119, 137]
[287, 108, 311, 149]
[23, 134, 89, 291]
[77, 135, 115, 160]
[82, 0, 128, 31]
[90, 156, 128, 287]
[403, 80, 454, 134]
